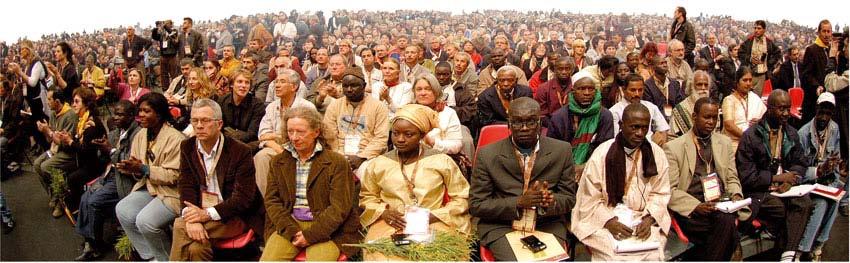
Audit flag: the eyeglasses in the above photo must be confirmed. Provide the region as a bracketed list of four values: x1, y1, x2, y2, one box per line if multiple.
[510, 119, 540, 129]
[190, 118, 220, 125]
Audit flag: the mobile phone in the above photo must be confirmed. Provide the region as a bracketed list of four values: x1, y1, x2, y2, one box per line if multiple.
[520, 235, 547, 253]
[392, 233, 411, 246]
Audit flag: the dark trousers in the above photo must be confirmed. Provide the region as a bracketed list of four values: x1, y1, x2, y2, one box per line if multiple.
[675, 211, 739, 261]
[746, 194, 813, 251]
[67, 166, 105, 211]
[487, 233, 567, 261]
[160, 55, 178, 91]
[75, 175, 120, 242]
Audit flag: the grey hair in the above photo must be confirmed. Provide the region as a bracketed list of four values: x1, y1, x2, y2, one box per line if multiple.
[279, 68, 301, 86]
[281, 106, 325, 144]
[454, 51, 471, 61]
[192, 98, 223, 120]
[413, 74, 444, 102]
[693, 70, 712, 86]
[496, 65, 518, 79]
[668, 39, 684, 49]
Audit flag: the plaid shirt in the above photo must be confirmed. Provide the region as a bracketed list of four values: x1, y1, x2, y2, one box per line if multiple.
[284, 142, 323, 207]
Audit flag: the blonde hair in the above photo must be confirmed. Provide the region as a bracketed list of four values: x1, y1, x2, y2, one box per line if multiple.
[188, 67, 215, 101]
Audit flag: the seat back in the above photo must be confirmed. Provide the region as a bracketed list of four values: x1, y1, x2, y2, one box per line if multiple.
[761, 79, 773, 98]
[213, 229, 254, 249]
[473, 124, 512, 167]
[789, 87, 804, 118]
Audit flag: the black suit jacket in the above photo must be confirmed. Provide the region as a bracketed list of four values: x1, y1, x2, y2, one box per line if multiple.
[476, 85, 533, 127]
[643, 77, 686, 114]
[698, 45, 721, 71]
[121, 35, 153, 68]
[177, 29, 205, 66]
[470, 137, 577, 245]
[178, 136, 264, 235]
[772, 60, 801, 90]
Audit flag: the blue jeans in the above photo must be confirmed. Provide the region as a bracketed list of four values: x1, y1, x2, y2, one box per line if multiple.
[798, 186, 841, 252]
[75, 175, 120, 241]
[115, 190, 176, 261]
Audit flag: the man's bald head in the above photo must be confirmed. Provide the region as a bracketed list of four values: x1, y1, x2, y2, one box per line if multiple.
[623, 102, 650, 122]
[509, 97, 541, 117]
[768, 89, 790, 107]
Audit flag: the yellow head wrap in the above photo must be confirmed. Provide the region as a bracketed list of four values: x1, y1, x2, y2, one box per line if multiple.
[391, 104, 440, 134]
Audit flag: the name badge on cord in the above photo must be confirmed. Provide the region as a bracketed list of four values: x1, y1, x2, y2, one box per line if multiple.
[127, 50, 132, 58]
[344, 134, 362, 155]
[162, 41, 168, 48]
[184, 45, 192, 55]
[701, 173, 722, 202]
[664, 104, 673, 118]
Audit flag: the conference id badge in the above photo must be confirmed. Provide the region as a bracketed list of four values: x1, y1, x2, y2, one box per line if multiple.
[127, 49, 132, 58]
[404, 206, 430, 235]
[201, 191, 221, 208]
[664, 105, 673, 118]
[344, 134, 361, 155]
[184, 45, 192, 55]
[162, 40, 168, 48]
[701, 173, 721, 202]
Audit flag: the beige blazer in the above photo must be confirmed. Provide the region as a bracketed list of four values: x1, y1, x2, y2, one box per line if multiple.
[664, 131, 751, 221]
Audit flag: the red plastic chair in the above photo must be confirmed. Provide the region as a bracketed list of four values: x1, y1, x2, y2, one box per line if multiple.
[473, 125, 512, 167]
[213, 229, 255, 249]
[761, 79, 773, 98]
[670, 216, 690, 243]
[170, 107, 182, 120]
[789, 87, 804, 119]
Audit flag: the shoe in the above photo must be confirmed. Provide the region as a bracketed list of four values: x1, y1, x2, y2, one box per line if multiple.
[812, 243, 824, 261]
[74, 242, 102, 261]
[779, 251, 797, 262]
[52, 204, 64, 218]
[1, 218, 14, 234]
[48, 199, 55, 208]
[840, 205, 848, 216]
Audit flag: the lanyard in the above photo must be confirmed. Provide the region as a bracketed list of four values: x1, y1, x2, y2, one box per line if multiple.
[813, 125, 830, 161]
[556, 89, 569, 106]
[623, 149, 641, 198]
[693, 135, 714, 175]
[346, 102, 365, 134]
[735, 92, 749, 121]
[398, 147, 423, 205]
[512, 148, 538, 193]
[195, 136, 224, 189]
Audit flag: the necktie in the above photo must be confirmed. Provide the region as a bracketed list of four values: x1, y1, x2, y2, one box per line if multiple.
[709, 46, 716, 59]
[792, 63, 800, 88]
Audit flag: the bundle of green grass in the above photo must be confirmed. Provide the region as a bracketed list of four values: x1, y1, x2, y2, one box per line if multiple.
[347, 231, 474, 261]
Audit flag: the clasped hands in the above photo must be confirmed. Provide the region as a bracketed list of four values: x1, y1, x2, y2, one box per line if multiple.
[182, 201, 212, 242]
[605, 215, 655, 241]
[517, 180, 555, 210]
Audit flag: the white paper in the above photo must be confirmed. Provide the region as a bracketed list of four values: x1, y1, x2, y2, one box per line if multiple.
[771, 184, 816, 198]
[715, 198, 752, 213]
[404, 206, 432, 243]
[344, 135, 361, 155]
[613, 238, 661, 253]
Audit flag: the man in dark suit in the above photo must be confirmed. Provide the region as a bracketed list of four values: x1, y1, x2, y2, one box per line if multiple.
[170, 99, 264, 261]
[470, 97, 577, 261]
[121, 27, 152, 70]
[772, 46, 803, 91]
[801, 20, 836, 122]
[698, 33, 722, 73]
[544, 31, 565, 55]
[177, 17, 206, 67]
[643, 56, 686, 120]
[477, 67, 533, 128]
[738, 20, 781, 96]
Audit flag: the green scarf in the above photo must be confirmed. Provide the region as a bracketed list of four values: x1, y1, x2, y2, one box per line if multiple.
[568, 91, 602, 165]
